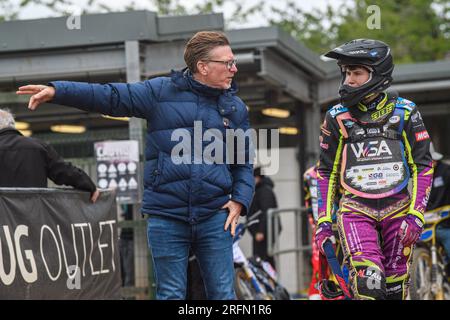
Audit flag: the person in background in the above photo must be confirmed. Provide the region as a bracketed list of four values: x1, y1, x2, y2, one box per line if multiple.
[248, 167, 280, 269]
[119, 204, 135, 288]
[0, 108, 99, 202]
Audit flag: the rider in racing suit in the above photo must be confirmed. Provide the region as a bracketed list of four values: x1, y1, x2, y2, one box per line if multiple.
[315, 39, 434, 300]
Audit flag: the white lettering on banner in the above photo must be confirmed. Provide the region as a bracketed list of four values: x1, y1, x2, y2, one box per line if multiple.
[58, 225, 79, 280]
[40, 225, 63, 281]
[14, 225, 37, 283]
[88, 223, 100, 276]
[0, 225, 38, 285]
[73, 223, 89, 277]
[98, 220, 117, 274]
[0, 225, 17, 285]
[351, 140, 392, 159]
[0, 221, 117, 286]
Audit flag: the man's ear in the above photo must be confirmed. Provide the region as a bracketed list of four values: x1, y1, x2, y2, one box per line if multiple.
[197, 61, 208, 76]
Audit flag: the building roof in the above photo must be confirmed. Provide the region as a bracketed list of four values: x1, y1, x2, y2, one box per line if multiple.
[2, 10, 448, 82]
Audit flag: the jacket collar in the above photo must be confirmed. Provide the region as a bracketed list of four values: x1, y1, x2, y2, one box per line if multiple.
[0, 127, 22, 136]
[170, 68, 238, 97]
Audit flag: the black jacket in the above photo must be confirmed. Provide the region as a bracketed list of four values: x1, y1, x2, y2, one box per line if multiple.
[248, 176, 280, 239]
[0, 128, 96, 192]
[427, 161, 450, 211]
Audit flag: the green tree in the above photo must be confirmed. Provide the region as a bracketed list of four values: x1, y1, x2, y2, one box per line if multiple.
[266, 0, 450, 63]
[0, 0, 20, 21]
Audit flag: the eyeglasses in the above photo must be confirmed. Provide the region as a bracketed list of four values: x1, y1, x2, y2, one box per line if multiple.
[205, 59, 237, 70]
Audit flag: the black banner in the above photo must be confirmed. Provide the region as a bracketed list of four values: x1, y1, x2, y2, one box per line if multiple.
[0, 188, 121, 299]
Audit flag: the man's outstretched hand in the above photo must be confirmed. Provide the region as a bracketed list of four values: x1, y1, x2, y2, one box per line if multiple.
[16, 85, 55, 110]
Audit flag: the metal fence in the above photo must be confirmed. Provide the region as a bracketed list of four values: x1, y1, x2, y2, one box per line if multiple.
[267, 207, 312, 294]
[117, 218, 155, 299]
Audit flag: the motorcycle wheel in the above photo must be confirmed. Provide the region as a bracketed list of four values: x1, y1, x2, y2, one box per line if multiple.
[234, 267, 257, 300]
[409, 247, 433, 300]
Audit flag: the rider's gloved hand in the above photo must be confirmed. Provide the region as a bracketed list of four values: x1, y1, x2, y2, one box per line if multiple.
[315, 222, 336, 255]
[398, 214, 424, 247]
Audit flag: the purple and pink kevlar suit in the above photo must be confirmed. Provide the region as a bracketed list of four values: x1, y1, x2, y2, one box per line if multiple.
[317, 92, 434, 299]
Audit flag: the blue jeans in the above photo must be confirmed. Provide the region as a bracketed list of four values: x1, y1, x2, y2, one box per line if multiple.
[147, 210, 235, 300]
[436, 224, 450, 263]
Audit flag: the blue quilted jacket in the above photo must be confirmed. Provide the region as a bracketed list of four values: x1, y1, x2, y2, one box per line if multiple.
[50, 69, 255, 223]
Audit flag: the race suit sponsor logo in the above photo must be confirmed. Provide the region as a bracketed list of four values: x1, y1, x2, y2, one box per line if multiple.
[386, 172, 401, 178]
[387, 285, 402, 293]
[389, 116, 400, 124]
[309, 182, 319, 221]
[411, 112, 422, 123]
[367, 128, 380, 134]
[421, 186, 432, 209]
[345, 162, 405, 191]
[371, 103, 394, 121]
[350, 140, 393, 160]
[415, 130, 429, 141]
[344, 120, 355, 128]
[368, 173, 383, 180]
[355, 128, 365, 136]
[348, 50, 367, 55]
[365, 267, 382, 290]
[330, 105, 347, 117]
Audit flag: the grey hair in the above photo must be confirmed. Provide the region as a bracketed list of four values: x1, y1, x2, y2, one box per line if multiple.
[0, 108, 16, 130]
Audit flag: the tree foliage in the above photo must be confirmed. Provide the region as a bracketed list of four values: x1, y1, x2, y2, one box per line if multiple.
[266, 0, 449, 63]
[1, 0, 448, 62]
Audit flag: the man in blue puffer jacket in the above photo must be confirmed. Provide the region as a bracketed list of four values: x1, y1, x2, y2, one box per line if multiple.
[17, 31, 255, 300]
